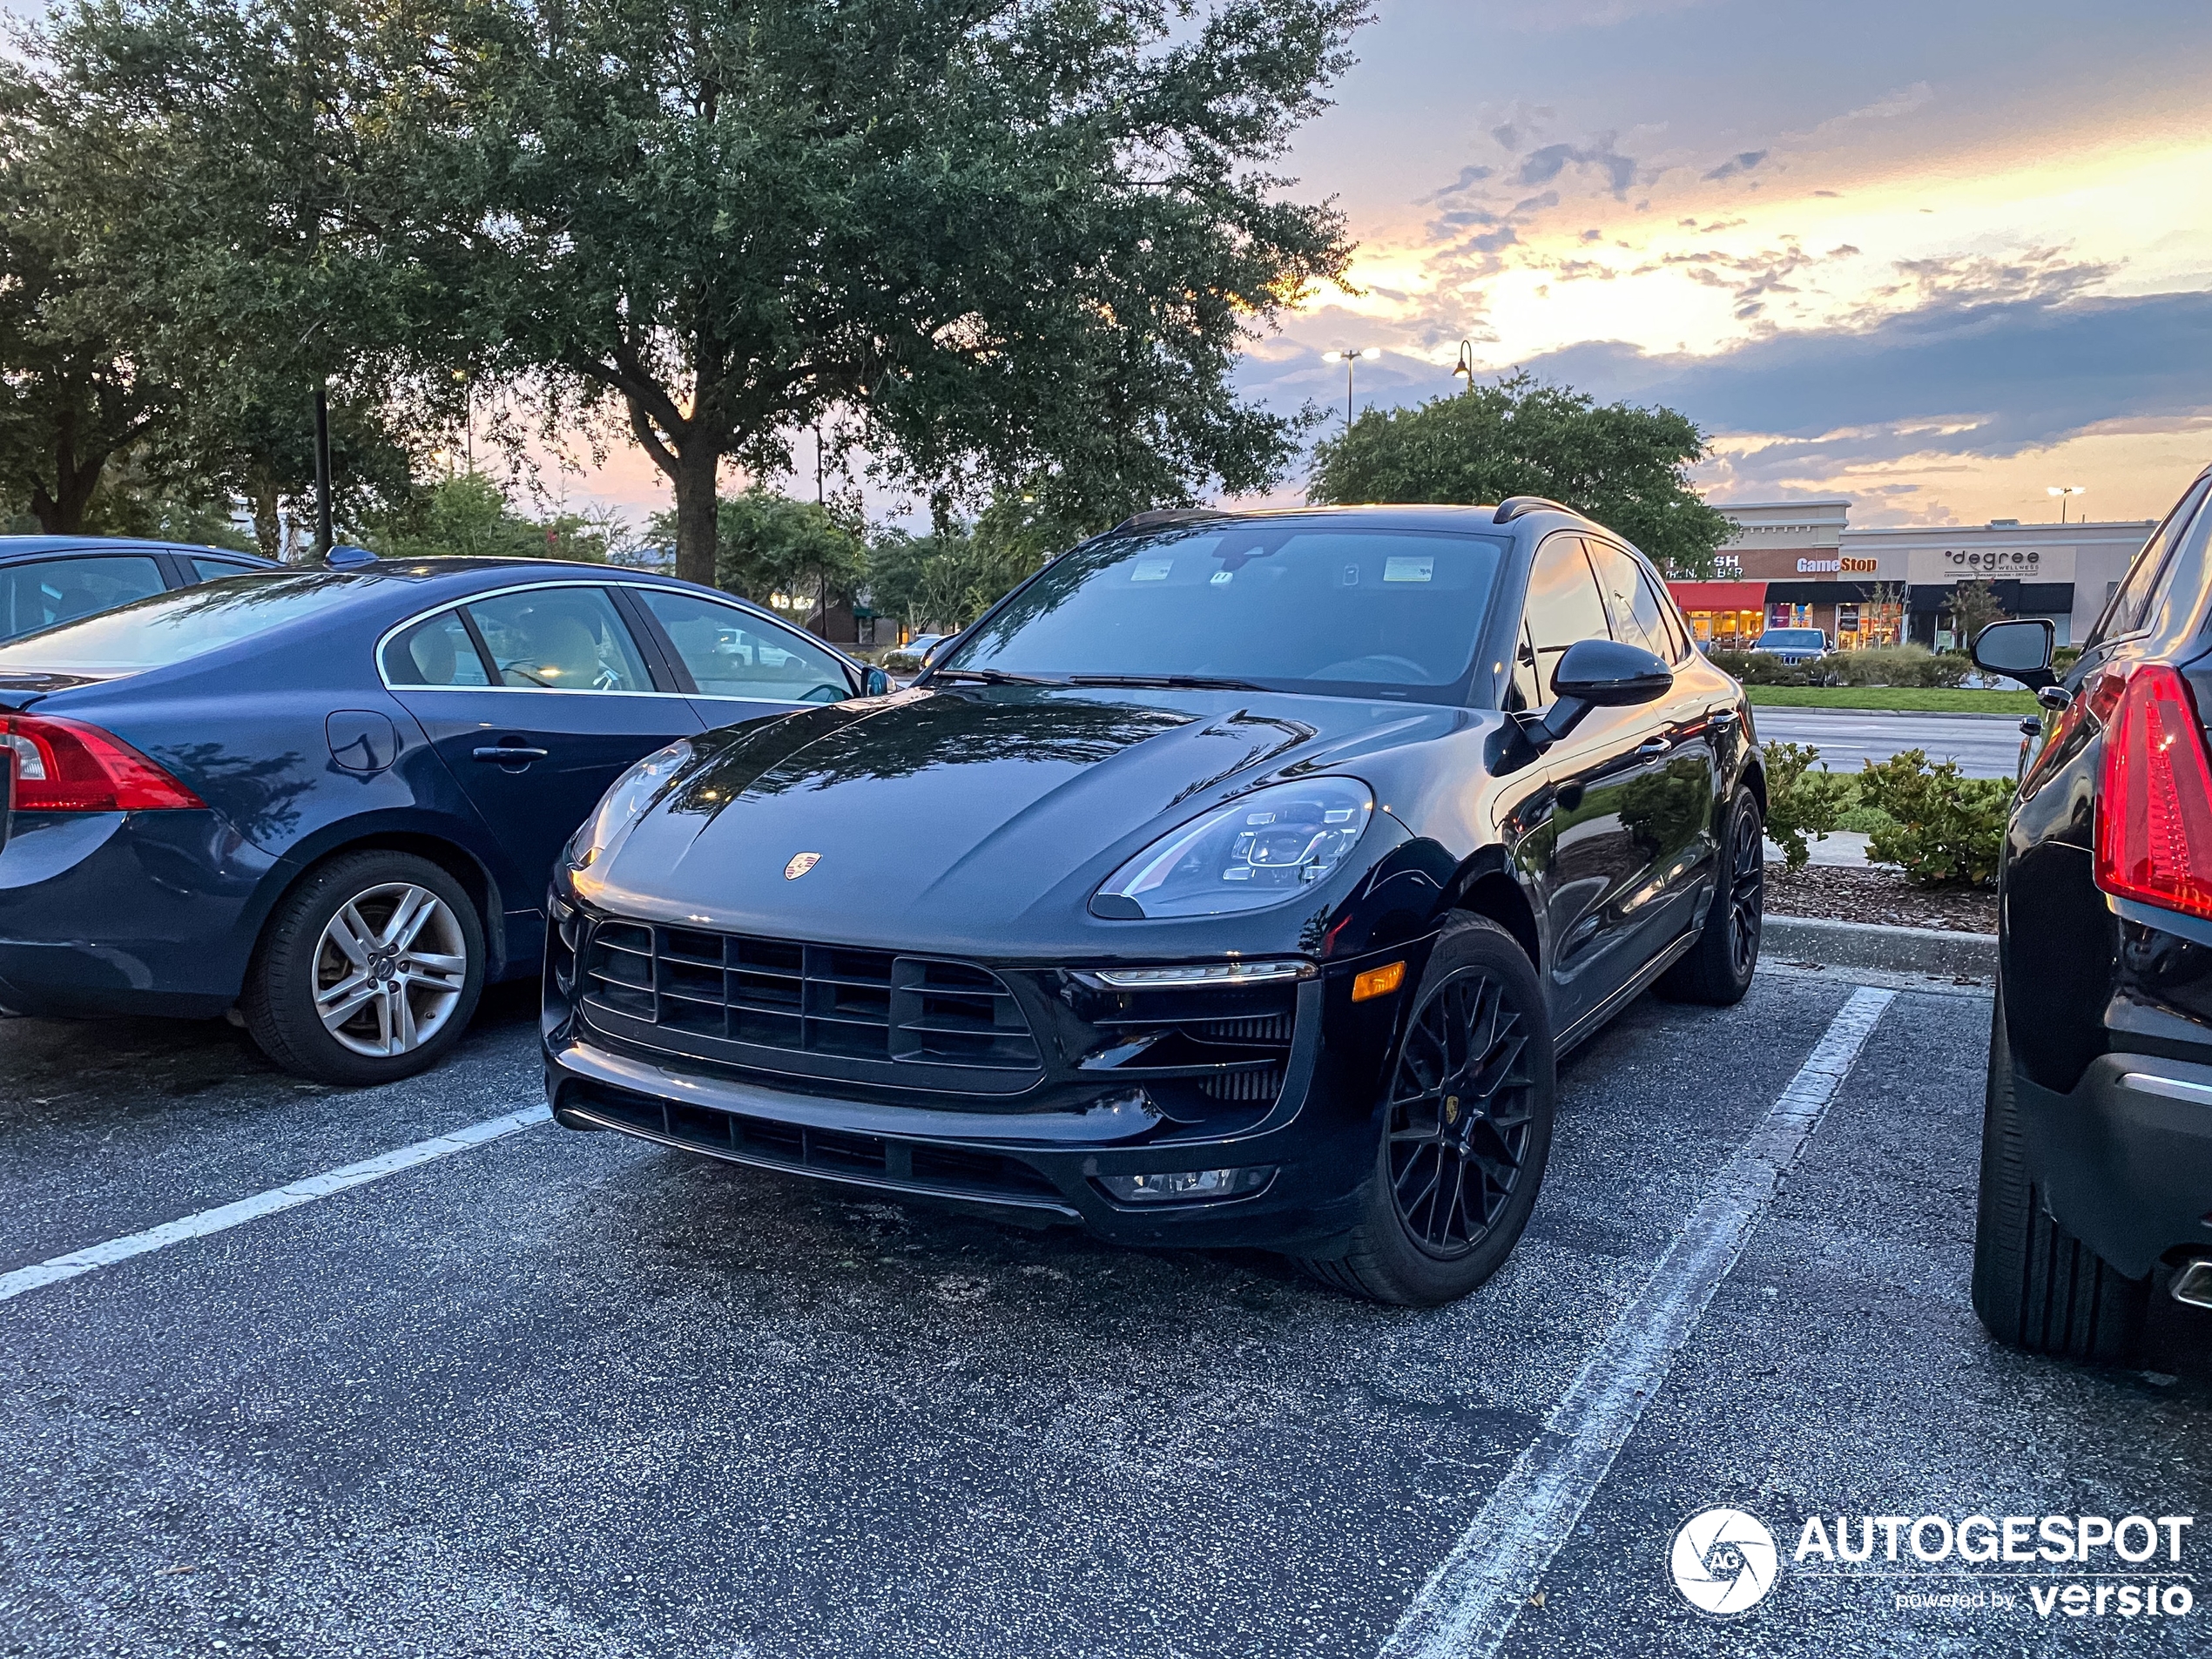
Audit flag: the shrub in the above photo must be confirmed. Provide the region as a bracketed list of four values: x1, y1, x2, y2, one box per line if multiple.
[1857, 750, 2014, 886]
[1761, 741, 1850, 870]
[1708, 648, 1811, 686]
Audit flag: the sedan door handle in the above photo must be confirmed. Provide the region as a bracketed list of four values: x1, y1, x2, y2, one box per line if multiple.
[473, 745, 550, 762]
[1707, 708, 1740, 729]
[1635, 736, 1672, 758]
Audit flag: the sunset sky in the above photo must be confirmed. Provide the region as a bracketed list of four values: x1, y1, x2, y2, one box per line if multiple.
[1239, 0, 2212, 526]
[84, 0, 2184, 534]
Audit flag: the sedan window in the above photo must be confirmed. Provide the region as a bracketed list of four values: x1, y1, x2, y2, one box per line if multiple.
[634, 588, 851, 704]
[190, 556, 266, 583]
[382, 610, 494, 687]
[0, 555, 168, 643]
[462, 586, 653, 692]
[0, 571, 365, 670]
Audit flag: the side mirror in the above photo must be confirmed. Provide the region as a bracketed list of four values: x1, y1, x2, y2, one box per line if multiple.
[1972, 619, 2056, 691]
[862, 666, 891, 697]
[1527, 638, 1673, 749]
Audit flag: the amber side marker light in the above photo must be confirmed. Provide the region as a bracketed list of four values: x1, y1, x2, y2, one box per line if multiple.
[1352, 961, 1406, 1002]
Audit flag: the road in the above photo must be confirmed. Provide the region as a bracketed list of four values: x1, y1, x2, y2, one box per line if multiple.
[1751, 708, 2029, 779]
[2, 963, 2207, 1658]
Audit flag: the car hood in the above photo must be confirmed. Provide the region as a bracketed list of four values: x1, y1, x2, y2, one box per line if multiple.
[577, 685, 1474, 948]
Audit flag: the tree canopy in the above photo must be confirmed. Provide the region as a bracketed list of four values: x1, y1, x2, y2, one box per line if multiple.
[421, 0, 1363, 583]
[1305, 372, 1733, 577]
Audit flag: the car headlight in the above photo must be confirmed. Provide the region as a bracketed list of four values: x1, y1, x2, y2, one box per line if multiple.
[1089, 777, 1374, 920]
[564, 740, 692, 872]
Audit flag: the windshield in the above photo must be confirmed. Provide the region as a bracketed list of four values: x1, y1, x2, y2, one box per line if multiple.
[1757, 630, 1824, 649]
[940, 522, 1509, 702]
[0, 573, 368, 673]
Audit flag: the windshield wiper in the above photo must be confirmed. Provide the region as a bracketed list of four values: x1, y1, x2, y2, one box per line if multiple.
[927, 667, 1056, 685]
[1067, 673, 1269, 691]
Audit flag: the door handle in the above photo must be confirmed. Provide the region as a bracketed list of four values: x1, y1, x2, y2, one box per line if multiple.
[1635, 737, 1671, 758]
[473, 745, 550, 762]
[1707, 708, 1740, 729]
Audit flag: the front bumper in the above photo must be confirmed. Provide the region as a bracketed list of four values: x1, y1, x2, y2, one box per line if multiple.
[2015, 1052, 2212, 1279]
[0, 809, 270, 1020]
[543, 921, 1431, 1253]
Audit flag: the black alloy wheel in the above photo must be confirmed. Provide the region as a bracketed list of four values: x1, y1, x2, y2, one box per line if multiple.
[1298, 913, 1557, 1306]
[1386, 969, 1535, 1259]
[1725, 791, 1764, 981]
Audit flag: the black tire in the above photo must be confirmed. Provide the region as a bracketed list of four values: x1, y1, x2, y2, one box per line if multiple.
[1971, 984, 2147, 1363]
[1656, 786, 1762, 1006]
[1297, 914, 1557, 1306]
[242, 850, 487, 1087]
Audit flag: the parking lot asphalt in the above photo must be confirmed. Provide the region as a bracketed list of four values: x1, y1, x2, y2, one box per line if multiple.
[3, 967, 2208, 1658]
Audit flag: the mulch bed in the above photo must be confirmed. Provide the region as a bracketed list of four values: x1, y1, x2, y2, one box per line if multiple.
[1764, 862, 1997, 934]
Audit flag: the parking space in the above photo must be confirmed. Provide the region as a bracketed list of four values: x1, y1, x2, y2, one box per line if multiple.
[2, 968, 2208, 1657]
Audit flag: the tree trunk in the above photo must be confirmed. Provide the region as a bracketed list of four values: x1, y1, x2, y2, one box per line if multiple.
[249, 460, 283, 560]
[29, 415, 105, 533]
[671, 443, 719, 589]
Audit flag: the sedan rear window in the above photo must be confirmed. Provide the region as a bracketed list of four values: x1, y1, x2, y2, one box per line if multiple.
[0, 572, 367, 671]
[944, 522, 1509, 701]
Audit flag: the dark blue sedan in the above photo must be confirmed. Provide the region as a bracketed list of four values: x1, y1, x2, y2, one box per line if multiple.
[0, 534, 275, 642]
[0, 556, 887, 1083]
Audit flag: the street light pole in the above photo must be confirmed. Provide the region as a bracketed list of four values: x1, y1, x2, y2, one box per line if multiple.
[2047, 484, 2085, 525]
[1322, 347, 1384, 431]
[312, 381, 333, 558]
[1453, 340, 1477, 394]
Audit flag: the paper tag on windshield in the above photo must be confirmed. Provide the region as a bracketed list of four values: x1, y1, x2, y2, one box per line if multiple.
[1131, 558, 1173, 582]
[1384, 556, 1433, 583]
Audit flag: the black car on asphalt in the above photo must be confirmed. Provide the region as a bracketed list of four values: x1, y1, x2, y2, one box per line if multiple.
[1971, 462, 2212, 1362]
[545, 502, 1768, 1305]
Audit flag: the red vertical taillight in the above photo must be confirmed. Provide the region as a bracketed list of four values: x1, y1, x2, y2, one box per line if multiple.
[2094, 664, 2212, 921]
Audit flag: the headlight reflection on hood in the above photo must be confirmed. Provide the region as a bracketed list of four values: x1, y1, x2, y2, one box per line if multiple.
[565, 740, 693, 872]
[1090, 777, 1373, 921]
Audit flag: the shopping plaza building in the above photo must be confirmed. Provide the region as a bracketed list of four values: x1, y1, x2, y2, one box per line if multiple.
[1666, 499, 2158, 651]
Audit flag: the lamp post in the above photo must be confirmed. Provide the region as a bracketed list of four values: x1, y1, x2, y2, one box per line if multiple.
[1322, 347, 1384, 430]
[1452, 339, 1477, 394]
[2047, 485, 2086, 525]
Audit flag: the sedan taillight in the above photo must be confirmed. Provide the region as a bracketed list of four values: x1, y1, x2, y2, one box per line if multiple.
[2094, 664, 2212, 921]
[0, 713, 205, 813]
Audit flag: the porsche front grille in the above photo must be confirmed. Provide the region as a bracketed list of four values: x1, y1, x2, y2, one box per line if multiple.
[581, 919, 1042, 1076]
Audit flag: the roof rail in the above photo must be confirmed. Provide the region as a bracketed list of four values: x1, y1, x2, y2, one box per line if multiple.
[1109, 508, 1231, 535]
[1492, 496, 1582, 524]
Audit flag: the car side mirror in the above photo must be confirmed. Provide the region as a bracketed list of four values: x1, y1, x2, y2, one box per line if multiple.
[862, 666, 891, 697]
[1527, 638, 1673, 750]
[1971, 619, 2056, 691]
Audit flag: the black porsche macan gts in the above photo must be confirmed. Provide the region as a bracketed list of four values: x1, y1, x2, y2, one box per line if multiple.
[543, 502, 1767, 1304]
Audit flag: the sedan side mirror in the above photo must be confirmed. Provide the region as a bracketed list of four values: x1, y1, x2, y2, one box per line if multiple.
[862, 665, 891, 697]
[1971, 619, 2056, 691]
[1527, 637, 1673, 750]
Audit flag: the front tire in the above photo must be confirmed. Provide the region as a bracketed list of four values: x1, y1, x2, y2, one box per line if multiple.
[242, 850, 487, 1086]
[1971, 985, 2147, 1363]
[1298, 914, 1556, 1306]
[1656, 786, 1762, 1006]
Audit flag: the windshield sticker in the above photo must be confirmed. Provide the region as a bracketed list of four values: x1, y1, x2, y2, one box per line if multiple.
[1384, 556, 1434, 583]
[1131, 559, 1173, 582]
[1211, 570, 1234, 584]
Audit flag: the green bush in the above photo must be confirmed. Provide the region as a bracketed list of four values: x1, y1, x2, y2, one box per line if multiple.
[1761, 741, 1850, 870]
[1857, 750, 2014, 886]
[1708, 648, 1811, 686]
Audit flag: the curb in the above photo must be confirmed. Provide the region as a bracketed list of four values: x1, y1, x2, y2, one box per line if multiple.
[1765, 914, 1996, 977]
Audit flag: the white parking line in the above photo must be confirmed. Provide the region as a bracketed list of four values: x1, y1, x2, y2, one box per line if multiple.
[0, 1103, 551, 1305]
[1380, 985, 1897, 1659]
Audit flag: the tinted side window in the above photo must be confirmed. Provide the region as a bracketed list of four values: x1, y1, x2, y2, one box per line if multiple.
[191, 556, 264, 583]
[2091, 477, 2210, 646]
[0, 555, 167, 642]
[383, 610, 493, 687]
[1639, 568, 1691, 662]
[635, 589, 851, 705]
[1522, 535, 1611, 700]
[463, 587, 654, 691]
[1588, 538, 1673, 658]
